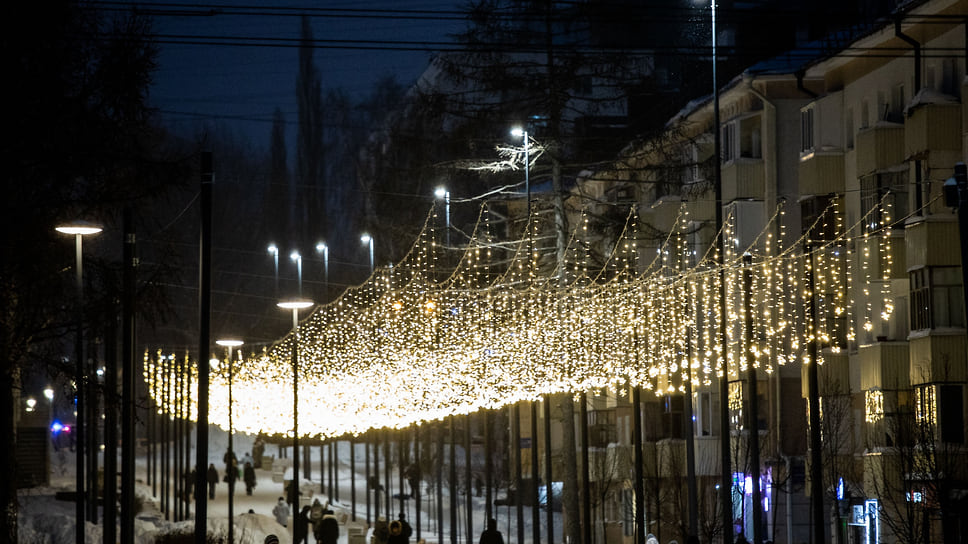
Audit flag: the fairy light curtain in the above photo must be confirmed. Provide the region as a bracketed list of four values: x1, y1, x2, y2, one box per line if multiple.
[145, 191, 899, 439]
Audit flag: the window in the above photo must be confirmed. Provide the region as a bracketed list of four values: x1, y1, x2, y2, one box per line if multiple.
[915, 384, 966, 444]
[800, 108, 814, 153]
[662, 395, 684, 439]
[859, 172, 909, 235]
[845, 108, 854, 149]
[910, 267, 965, 331]
[722, 123, 737, 162]
[693, 391, 713, 436]
[889, 84, 905, 122]
[861, 98, 870, 129]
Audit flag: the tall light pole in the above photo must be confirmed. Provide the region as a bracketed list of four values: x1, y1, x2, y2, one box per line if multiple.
[278, 299, 313, 512]
[216, 339, 243, 544]
[360, 234, 374, 274]
[56, 220, 102, 544]
[434, 187, 451, 248]
[698, 0, 734, 541]
[316, 242, 329, 302]
[511, 128, 531, 222]
[268, 244, 280, 296]
[290, 250, 303, 297]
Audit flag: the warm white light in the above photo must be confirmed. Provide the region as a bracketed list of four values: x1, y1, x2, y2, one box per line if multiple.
[278, 300, 313, 310]
[56, 221, 102, 236]
[25, 398, 37, 410]
[360, 234, 372, 244]
[510, 127, 525, 138]
[435, 187, 447, 198]
[316, 242, 328, 253]
[43, 388, 54, 401]
[216, 339, 244, 348]
[290, 250, 301, 261]
[267, 244, 278, 255]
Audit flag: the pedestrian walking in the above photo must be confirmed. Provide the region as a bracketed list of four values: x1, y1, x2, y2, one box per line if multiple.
[243, 461, 257, 495]
[242, 450, 254, 466]
[372, 515, 389, 544]
[253, 437, 266, 468]
[388, 512, 413, 544]
[206, 463, 219, 499]
[479, 518, 504, 544]
[316, 508, 339, 544]
[294, 505, 312, 544]
[273, 496, 291, 528]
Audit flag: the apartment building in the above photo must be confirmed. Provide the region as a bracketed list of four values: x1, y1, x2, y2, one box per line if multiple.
[561, 1, 968, 542]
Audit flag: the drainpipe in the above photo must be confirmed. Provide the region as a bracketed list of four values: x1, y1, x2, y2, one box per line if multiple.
[896, 15, 925, 214]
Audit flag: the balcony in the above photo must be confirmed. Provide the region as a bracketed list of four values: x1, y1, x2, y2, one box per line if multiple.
[905, 102, 962, 158]
[722, 157, 765, 201]
[904, 217, 961, 269]
[909, 331, 968, 385]
[859, 342, 910, 391]
[798, 150, 845, 196]
[855, 122, 904, 175]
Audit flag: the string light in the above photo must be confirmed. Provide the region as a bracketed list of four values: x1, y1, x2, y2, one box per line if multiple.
[144, 194, 898, 438]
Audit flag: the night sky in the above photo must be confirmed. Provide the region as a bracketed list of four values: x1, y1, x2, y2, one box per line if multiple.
[147, 0, 466, 148]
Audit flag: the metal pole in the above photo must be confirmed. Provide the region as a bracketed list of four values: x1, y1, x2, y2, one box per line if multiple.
[194, 151, 213, 543]
[103, 300, 117, 544]
[291, 307, 300, 511]
[466, 415, 474, 544]
[544, 397, 554, 544]
[579, 393, 591, 544]
[450, 418, 458, 544]
[121, 209, 136, 542]
[513, 405, 523, 544]
[531, 402, 540, 544]
[744, 253, 763, 543]
[709, 2, 734, 541]
[806, 243, 825, 544]
[73, 233, 86, 544]
[228, 346, 235, 544]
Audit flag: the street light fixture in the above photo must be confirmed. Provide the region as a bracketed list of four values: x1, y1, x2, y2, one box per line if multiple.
[56, 220, 102, 544]
[268, 244, 280, 296]
[277, 299, 313, 511]
[316, 242, 329, 302]
[215, 339, 243, 544]
[360, 234, 374, 274]
[510, 128, 531, 226]
[290, 250, 303, 297]
[435, 187, 451, 248]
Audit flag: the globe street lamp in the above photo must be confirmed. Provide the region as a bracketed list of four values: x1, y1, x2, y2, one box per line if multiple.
[290, 250, 303, 297]
[315, 242, 329, 302]
[434, 187, 451, 248]
[360, 234, 374, 274]
[56, 220, 102, 544]
[215, 339, 243, 544]
[277, 299, 313, 511]
[268, 244, 280, 296]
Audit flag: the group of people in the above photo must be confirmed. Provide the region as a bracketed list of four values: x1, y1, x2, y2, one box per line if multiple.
[204, 448, 259, 499]
[371, 512, 413, 544]
[276, 497, 341, 544]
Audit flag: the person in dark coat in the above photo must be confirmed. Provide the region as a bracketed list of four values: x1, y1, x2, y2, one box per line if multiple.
[479, 517, 504, 544]
[293, 505, 312, 544]
[206, 463, 219, 499]
[316, 509, 339, 544]
[243, 461, 257, 495]
[387, 513, 413, 544]
[253, 437, 265, 468]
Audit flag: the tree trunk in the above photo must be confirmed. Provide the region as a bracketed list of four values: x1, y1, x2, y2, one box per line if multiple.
[560, 394, 581, 543]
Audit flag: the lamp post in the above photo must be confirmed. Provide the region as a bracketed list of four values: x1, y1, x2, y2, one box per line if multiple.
[268, 244, 280, 296]
[56, 220, 102, 544]
[290, 250, 303, 298]
[278, 299, 313, 512]
[316, 242, 329, 302]
[511, 128, 531, 223]
[216, 339, 243, 544]
[360, 234, 374, 274]
[434, 187, 451, 248]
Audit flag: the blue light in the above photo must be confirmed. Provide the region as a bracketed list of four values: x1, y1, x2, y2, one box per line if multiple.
[50, 420, 64, 434]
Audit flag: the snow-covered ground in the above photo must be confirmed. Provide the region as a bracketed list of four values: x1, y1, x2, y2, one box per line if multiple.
[17, 426, 557, 543]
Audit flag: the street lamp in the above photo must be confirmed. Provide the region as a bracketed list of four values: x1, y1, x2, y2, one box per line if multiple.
[511, 127, 531, 230]
[215, 339, 243, 544]
[434, 187, 451, 248]
[56, 220, 102, 544]
[315, 242, 329, 302]
[268, 244, 279, 296]
[290, 250, 303, 297]
[360, 234, 374, 274]
[277, 299, 313, 511]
